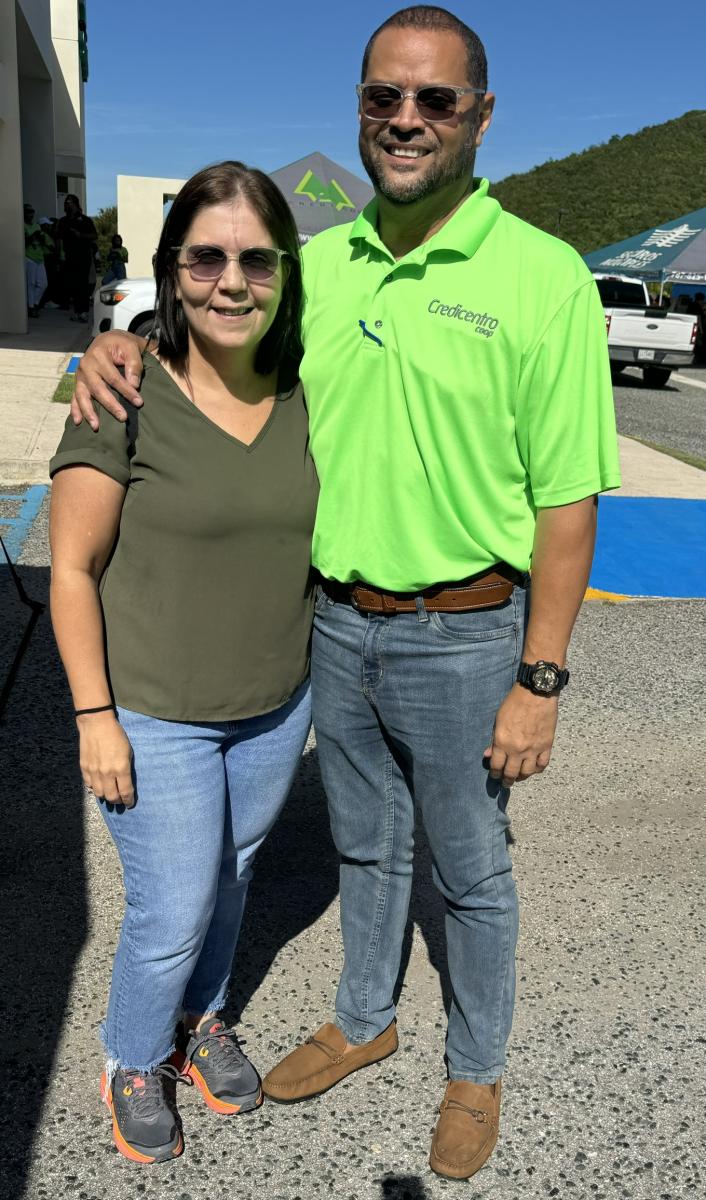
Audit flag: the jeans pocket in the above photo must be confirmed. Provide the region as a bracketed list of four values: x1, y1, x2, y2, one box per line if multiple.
[429, 592, 519, 642]
[314, 586, 334, 613]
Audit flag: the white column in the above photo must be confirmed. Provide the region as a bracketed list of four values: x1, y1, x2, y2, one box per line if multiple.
[0, 4, 28, 333]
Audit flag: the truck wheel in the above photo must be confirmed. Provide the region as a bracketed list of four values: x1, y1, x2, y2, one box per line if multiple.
[643, 366, 671, 388]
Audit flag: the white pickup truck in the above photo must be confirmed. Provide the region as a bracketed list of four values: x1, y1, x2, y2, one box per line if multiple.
[593, 273, 696, 387]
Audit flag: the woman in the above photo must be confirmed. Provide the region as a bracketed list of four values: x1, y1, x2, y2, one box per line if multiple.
[102, 233, 129, 284]
[50, 161, 318, 1164]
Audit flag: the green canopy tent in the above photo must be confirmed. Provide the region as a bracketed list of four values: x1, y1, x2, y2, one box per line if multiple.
[269, 152, 373, 243]
[584, 206, 706, 299]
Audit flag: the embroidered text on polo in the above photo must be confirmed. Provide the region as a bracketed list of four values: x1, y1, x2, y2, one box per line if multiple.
[428, 299, 500, 335]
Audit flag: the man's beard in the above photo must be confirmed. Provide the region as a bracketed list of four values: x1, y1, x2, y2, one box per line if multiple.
[359, 124, 477, 205]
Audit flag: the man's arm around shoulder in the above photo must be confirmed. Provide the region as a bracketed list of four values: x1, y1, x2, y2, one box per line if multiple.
[71, 332, 147, 429]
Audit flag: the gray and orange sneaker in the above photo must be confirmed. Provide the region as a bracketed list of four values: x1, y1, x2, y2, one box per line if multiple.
[100, 1064, 185, 1164]
[171, 1019, 263, 1115]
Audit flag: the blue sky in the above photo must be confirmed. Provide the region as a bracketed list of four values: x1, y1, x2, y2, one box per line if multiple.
[85, 0, 705, 214]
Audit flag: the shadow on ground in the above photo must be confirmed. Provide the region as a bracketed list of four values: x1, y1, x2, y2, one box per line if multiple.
[0, 560, 455, 1197]
[231, 740, 452, 1032]
[380, 1174, 433, 1199]
[0, 565, 86, 1199]
[0, 310, 91, 354]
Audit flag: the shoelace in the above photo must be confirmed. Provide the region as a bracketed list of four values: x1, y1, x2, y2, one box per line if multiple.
[119, 1063, 190, 1120]
[185, 1023, 249, 1071]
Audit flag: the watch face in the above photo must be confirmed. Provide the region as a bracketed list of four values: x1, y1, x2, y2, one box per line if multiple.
[533, 664, 559, 693]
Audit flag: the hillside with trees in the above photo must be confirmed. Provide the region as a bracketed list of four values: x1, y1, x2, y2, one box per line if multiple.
[490, 110, 706, 255]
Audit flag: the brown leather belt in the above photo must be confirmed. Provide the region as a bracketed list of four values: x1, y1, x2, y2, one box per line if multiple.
[319, 563, 524, 615]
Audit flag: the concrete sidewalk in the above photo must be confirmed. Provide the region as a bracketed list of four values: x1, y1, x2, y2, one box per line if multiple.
[0, 310, 90, 483]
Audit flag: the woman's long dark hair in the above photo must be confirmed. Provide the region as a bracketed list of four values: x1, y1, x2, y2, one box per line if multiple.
[153, 160, 303, 389]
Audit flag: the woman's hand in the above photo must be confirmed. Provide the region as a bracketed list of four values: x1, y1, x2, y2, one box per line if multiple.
[77, 712, 135, 806]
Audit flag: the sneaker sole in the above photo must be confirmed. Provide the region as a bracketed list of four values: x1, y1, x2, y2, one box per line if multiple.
[100, 1071, 184, 1164]
[169, 1052, 263, 1115]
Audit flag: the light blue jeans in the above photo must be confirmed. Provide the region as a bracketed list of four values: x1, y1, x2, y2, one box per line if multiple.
[100, 681, 311, 1074]
[311, 586, 527, 1083]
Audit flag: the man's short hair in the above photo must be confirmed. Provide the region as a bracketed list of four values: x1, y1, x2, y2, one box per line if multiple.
[360, 5, 488, 92]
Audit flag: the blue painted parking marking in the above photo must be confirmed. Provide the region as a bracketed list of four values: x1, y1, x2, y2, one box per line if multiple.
[66, 354, 83, 374]
[590, 496, 706, 598]
[0, 486, 48, 563]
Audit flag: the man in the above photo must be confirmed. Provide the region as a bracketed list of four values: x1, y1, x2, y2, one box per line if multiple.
[56, 193, 97, 323]
[71, 6, 620, 1181]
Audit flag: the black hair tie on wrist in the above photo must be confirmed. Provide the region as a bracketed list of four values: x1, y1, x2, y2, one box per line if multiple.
[74, 703, 116, 716]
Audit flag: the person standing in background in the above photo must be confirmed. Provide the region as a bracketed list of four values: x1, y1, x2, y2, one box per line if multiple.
[24, 204, 48, 319]
[38, 217, 61, 309]
[102, 234, 129, 284]
[57, 194, 97, 323]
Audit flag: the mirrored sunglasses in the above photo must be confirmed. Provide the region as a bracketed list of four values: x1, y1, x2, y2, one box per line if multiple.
[173, 244, 288, 283]
[356, 83, 485, 124]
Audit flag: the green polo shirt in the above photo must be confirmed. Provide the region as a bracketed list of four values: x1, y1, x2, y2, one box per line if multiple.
[300, 177, 621, 591]
[24, 222, 45, 264]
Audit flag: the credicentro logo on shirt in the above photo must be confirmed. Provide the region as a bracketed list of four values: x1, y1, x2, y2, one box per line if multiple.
[428, 298, 500, 338]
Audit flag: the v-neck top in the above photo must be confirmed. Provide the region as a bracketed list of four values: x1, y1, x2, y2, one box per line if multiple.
[50, 353, 319, 721]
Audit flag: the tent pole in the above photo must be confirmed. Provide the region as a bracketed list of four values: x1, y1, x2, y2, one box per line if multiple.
[659, 277, 664, 304]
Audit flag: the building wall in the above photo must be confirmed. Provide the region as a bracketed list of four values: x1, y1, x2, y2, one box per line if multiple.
[117, 175, 186, 278]
[19, 75, 56, 217]
[0, 0, 87, 333]
[51, 0, 85, 206]
[0, 3, 31, 333]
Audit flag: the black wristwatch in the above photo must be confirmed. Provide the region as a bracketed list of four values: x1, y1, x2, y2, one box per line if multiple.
[517, 660, 569, 696]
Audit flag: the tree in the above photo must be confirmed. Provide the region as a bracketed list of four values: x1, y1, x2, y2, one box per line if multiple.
[92, 205, 117, 271]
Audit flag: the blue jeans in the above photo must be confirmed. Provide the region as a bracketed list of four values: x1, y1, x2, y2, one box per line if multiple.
[100, 681, 311, 1074]
[311, 587, 527, 1083]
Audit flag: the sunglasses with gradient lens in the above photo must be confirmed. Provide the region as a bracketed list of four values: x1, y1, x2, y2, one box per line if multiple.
[356, 83, 485, 124]
[174, 244, 288, 283]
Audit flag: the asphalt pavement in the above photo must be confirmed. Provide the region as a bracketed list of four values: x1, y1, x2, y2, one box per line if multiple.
[1, 346, 704, 1200]
[613, 365, 706, 462]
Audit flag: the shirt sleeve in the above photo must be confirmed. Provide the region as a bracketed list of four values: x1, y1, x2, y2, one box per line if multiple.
[515, 278, 622, 507]
[49, 397, 134, 486]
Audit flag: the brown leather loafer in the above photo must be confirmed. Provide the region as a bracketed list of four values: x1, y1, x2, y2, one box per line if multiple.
[429, 1079, 501, 1179]
[262, 1020, 398, 1102]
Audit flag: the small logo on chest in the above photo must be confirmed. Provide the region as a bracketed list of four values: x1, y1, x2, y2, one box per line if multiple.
[428, 299, 500, 338]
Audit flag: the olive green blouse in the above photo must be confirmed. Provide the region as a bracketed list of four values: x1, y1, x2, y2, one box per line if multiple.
[50, 354, 319, 721]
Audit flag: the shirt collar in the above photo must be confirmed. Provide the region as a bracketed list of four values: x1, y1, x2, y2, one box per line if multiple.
[348, 177, 501, 265]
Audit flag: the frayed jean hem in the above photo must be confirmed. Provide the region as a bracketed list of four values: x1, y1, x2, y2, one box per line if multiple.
[99, 1024, 177, 1087]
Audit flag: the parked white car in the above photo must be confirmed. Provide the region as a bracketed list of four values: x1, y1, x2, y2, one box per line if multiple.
[593, 273, 696, 387]
[92, 277, 157, 340]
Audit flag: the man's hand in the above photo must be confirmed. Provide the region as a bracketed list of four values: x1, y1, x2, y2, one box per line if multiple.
[77, 712, 135, 806]
[71, 331, 147, 430]
[483, 495, 597, 787]
[483, 684, 558, 787]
